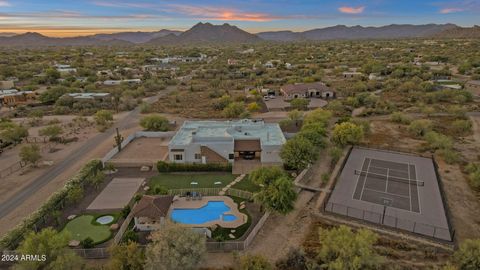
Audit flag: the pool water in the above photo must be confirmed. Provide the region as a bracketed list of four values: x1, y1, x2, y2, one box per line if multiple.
[171, 201, 238, 225]
[96, 215, 114, 225]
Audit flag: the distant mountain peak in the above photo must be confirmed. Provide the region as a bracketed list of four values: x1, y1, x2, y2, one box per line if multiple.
[147, 22, 260, 45]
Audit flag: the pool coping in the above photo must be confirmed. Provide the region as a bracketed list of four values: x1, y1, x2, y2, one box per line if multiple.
[169, 196, 248, 228]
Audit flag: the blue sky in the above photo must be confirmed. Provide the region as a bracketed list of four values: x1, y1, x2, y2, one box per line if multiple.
[0, 0, 479, 36]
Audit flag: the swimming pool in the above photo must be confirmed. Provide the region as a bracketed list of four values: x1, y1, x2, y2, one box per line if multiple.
[171, 201, 238, 225]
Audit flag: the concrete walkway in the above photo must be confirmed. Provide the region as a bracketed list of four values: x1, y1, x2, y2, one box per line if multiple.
[219, 174, 246, 195]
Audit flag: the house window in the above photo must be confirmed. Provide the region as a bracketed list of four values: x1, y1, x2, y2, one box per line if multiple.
[174, 154, 183, 161]
[229, 154, 234, 160]
[195, 153, 202, 159]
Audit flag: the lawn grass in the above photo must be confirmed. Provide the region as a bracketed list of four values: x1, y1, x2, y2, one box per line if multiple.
[148, 173, 237, 190]
[62, 215, 112, 244]
[231, 175, 261, 193]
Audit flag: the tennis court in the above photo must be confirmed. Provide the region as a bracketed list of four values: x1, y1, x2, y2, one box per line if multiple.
[325, 147, 453, 241]
[353, 158, 421, 213]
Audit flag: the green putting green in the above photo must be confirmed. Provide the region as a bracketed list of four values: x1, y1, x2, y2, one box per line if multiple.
[62, 215, 112, 244]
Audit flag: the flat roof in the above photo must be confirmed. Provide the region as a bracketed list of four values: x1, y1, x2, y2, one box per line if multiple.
[169, 119, 286, 147]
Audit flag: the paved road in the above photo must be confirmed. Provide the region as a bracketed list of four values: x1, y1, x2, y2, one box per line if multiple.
[0, 93, 163, 219]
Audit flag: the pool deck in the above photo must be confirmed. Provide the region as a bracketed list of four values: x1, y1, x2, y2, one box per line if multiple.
[170, 196, 248, 228]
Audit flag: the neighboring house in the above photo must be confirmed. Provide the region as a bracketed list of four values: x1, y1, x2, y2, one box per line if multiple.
[142, 64, 179, 73]
[0, 90, 36, 107]
[466, 80, 480, 97]
[66, 93, 111, 101]
[132, 195, 173, 231]
[0, 80, 14, 90]
[103, 79, 141, 86]
[55, 64, 77, 74]
[280, 82, 336, 101]
[168, 119, 286, 165]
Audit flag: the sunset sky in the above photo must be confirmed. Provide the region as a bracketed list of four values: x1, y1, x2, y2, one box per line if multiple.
[0, 0, 479, 37]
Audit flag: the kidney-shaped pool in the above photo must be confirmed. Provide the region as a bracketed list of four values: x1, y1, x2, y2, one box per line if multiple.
[171, 201, 238, 225]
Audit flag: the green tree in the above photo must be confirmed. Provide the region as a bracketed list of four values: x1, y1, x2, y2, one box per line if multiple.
[298, 123, 327, 148]
[454, 239, 480, 270]
[238, 254, 273, 270]
[145, 222, 206, 270]
[45, 67, 61, 84]
[290, 98, 309, 111]
[40, 86, 68, 103]
[280, 136, 318, 171]
[331, 122, 364, 146]
[303, 109, 332, 127]
[140, 114, 170, 131]
[249, 166, 287, 186]
[108, 241, 145, 270]
[254, 176, 297, 215]
[15, 228, 83, 270]
[317, 225, 383, 270]
[19, 144, 41, 167]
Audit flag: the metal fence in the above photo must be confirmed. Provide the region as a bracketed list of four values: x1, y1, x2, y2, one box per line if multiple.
[226, 189, 254, 200]
[0, 161, 27, 179]
[24, 136, 48, 144]
[324, 201, 453, 242]
[168, 188, 222, 196]
[73, 248, 110, 259]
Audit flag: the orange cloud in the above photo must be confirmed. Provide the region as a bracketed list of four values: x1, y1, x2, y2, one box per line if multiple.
[167, 4, 281, 22]
[338, 6, 365, 14]
[439, 8, 464, 14]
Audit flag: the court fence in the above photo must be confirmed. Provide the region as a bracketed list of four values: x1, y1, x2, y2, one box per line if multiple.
[323, 201, 453, 242]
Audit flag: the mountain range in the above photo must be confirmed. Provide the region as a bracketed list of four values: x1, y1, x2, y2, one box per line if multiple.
[0, 22, 478, 47]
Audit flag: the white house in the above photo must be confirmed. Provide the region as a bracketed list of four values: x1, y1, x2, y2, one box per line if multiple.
[168, 119, 286, 165]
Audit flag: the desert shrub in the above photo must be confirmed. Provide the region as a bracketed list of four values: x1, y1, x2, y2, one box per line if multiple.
[408, 119, 433, 137]
[466, 163, 480, 189]
[451, 119, 473, 135]
[424, 131, 453, 150]
[390, 112, 412, 124]
[437, 149, 461, 165]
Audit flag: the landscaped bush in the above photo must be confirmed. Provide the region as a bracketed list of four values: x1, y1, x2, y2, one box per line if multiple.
[0, 159, 102, 249]
[81, 237, 95, 248]
[156, 161, 232, 172]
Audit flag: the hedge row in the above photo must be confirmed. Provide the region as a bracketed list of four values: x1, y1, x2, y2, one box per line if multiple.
[0, 159, 102, 250]
[157, 161, 232, 172]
